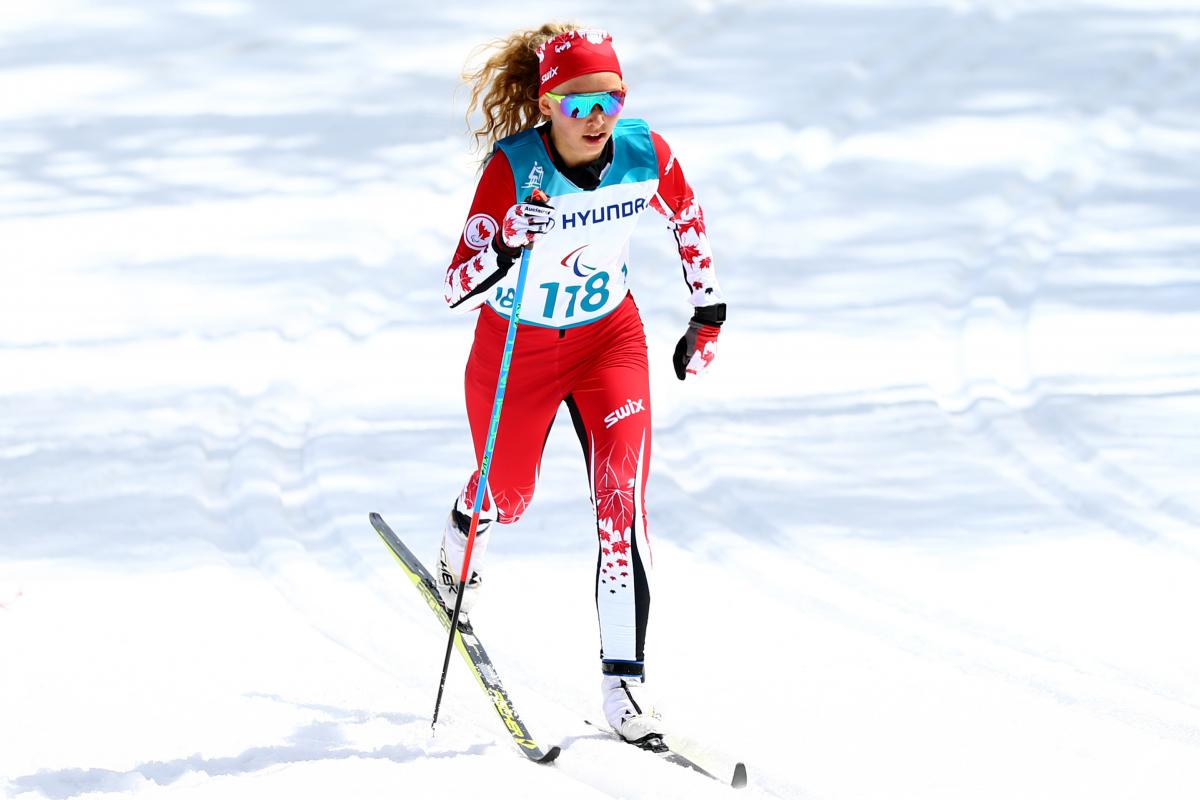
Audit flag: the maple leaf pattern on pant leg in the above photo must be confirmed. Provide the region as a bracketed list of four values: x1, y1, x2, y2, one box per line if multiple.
[592, 441, 647, 594]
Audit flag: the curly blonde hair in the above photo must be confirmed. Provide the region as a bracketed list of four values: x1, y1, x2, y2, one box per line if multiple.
[463, 23, 578, 155]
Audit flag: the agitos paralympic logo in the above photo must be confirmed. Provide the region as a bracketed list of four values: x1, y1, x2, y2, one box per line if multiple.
[560, 245, 599, 277]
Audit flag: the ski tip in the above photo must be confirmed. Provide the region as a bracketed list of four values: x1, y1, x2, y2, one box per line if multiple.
[535, 745, 562, 764]
[731, 762, 748, 789]
[368, 511, 382, 524]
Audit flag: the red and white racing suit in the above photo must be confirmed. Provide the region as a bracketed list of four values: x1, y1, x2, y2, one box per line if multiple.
[443, 122, 722, 676]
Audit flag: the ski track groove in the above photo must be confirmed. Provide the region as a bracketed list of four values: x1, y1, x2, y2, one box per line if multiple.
[937, 23, 1200, 559]
[653, 427, 1200, 749]
[4, 2, 1200, 798]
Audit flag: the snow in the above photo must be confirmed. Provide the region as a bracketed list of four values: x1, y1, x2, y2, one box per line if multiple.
[3, 1, 1200, 798]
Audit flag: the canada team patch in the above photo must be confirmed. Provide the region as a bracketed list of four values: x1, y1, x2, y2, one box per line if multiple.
[463, 213, 498, 250]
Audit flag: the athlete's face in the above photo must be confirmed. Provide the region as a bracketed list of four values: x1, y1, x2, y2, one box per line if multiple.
[539, 72, 626, 169]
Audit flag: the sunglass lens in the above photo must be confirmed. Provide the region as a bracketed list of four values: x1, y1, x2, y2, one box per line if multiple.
[563, 91, 625, 118]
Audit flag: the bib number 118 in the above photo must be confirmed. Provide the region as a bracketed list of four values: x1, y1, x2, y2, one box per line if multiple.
[538, 271, 610, 320]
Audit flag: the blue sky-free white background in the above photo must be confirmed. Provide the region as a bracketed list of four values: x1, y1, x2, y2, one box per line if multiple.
[2, 1, 1200, 798]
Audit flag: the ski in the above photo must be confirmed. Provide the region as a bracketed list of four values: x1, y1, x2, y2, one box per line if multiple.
[370, 512, 561, 764]
[584, 719, 748, 788]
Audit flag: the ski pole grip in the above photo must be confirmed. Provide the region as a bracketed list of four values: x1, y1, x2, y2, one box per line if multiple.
[521, 189, 552, 252]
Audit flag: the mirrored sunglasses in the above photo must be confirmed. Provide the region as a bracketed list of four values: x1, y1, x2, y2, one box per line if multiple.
[544, 89, 626, 119]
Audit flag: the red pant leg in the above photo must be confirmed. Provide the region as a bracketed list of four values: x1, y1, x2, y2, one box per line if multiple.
[461, 307, 565, 523]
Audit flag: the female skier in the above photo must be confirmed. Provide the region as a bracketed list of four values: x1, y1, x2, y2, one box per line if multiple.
[438, 25, 726, 747]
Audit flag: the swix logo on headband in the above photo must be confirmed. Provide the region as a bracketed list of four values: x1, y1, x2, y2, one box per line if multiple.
[536, 29, 622, 96]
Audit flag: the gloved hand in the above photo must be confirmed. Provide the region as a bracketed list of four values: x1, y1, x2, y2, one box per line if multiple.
[495, 190, 555, 256]
[673, 303, 726, 380]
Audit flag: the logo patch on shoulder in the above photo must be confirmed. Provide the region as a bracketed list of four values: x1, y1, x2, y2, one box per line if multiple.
[463, 213, 497, 250]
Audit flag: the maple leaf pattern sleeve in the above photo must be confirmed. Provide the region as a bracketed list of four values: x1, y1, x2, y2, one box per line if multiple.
[443, 151, 518, 312]
[649, 131, 725, 307]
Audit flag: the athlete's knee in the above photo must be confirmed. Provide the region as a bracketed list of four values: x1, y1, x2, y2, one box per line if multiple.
[458, 471, 535, 525]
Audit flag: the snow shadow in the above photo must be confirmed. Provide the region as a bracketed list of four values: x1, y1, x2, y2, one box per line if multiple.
[0, 387, 468, 567]
[6, 722, 487, 800]
[0, 1, 495, 213]
[4, 0, 1199, 566]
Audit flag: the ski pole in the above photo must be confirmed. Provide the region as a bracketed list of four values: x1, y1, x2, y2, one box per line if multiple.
[432, 188, 549, 730]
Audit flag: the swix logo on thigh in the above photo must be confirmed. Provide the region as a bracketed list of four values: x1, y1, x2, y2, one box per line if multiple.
[604, 398, 645, 429]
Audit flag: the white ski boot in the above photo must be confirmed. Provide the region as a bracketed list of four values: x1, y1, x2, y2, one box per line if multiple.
[602, 675, 666, 751]
[436, 501, 491, 620]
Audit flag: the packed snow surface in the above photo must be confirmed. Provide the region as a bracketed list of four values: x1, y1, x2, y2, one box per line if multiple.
[3, 1, 1200, 798]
